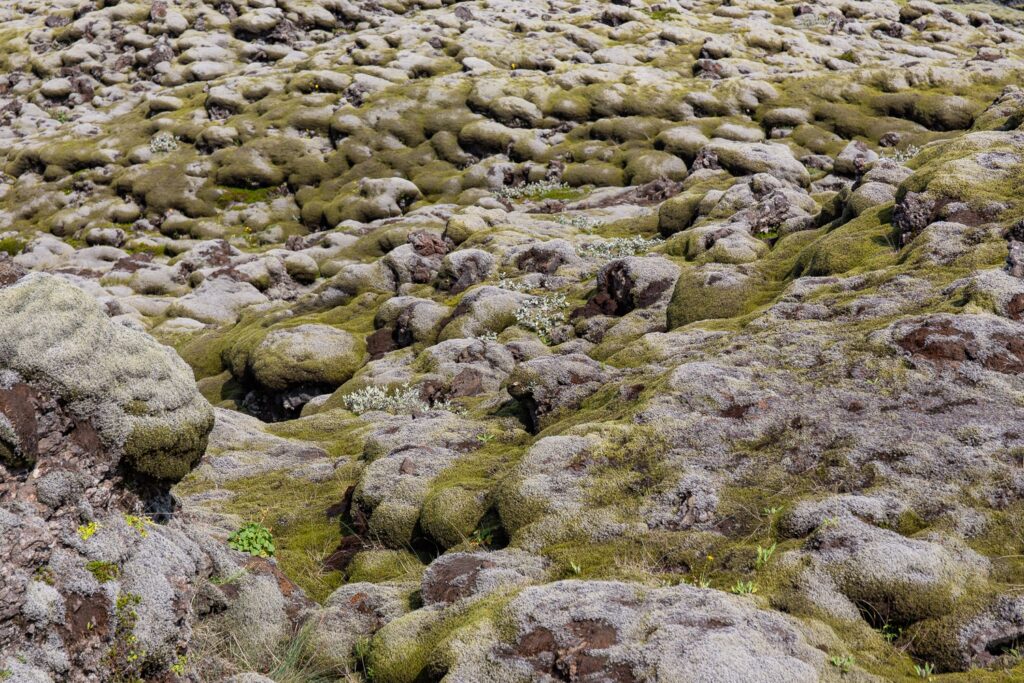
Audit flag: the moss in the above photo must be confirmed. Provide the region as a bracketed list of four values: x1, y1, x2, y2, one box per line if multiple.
[367, 590, 514, 683]
[794, 205, 900, 277]
[658, 190, 704, 237]
[562, 162, 626, 188]
[897, 132, 1024, 223]
[267, 410, 370, 460]
[580, 425, 673, 514]
[214, 186, 273, 207]
[177, 469, 356, 602]
[813, 102, 925, 144]
[0, 235, 26, 255]
[419, 486, 490, 549]
[871, 92, 982, 132]
[123, 412, 214, 481]
[86, 560, 121, 583]
[667, 264, 762, 329]
[346, 549, 424, 584]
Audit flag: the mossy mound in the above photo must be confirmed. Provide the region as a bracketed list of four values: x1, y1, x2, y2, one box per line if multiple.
[0, 274, 213, 480]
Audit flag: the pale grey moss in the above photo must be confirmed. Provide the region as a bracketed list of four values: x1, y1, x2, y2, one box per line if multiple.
[0, 274, 213, 480]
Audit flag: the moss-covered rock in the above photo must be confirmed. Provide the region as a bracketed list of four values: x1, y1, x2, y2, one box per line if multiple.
[0, 274, 213, 480]
[667, 263, 762, 328]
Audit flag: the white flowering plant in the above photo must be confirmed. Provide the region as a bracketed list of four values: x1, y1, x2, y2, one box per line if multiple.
[150, 131, 179, 153]
[577, 236, 663, 260]
[342, 383, 456, 415]
[515, 293, 568, 344]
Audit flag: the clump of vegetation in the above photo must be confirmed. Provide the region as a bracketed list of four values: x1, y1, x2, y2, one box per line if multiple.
[0, 235, 25, 256]
[170, 655, 188, 676]
[123, 515, 151, 538]
[755, 542, 776, 569]
[495, 180, 577, 202]
[228, 522, 275, 558]
[577, 236, 662, 259]
[829, 654, 855, 673]
[33, 566, 55, 585]
[885, 144, 921, 163]
[514, 293, 568, 344]
[341, 383, 456, 416]
[77, 521, 99, 541]
[497, 276, 531, 293]
[104, 592, 145, 683]
[149, 131, 179, 154]
[86, 561, 121, 583]
[555, 214, 600, 231]
[730, 580, 758, 595]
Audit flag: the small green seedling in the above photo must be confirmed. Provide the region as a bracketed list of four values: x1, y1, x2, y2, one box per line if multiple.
[829, 654, 854, 673]
[755, 543, 776, 569]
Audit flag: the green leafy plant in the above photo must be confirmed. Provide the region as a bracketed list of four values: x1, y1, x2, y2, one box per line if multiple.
[829, 654, 854, 673]
[914, 662, 934, 679]
[33, 566, 55, 585]
[470, 519, 501, 548]
[694, 553, 715, 588]
[77, 521, 100, 541]
[818, 517, 839, 531]
[494, 180, 578, 202]
[354, 637, 375, 681]
[124, 515, 151, 538]
[577, 236, 662, 259]
[730, 580, 758, 595]
[86, 561, 121, 583]
[880, 622, 903, 643]
[755, 542, 777, 569]
[170, 654, 188, 676]
[228, 522, 275, 557]
[569, 560, 582, 575]
[149, 131, 179, 153]
[105, 593, 145, 683]
[341, 383, 456, 416]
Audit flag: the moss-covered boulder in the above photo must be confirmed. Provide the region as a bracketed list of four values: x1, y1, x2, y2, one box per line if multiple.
[247, 324, 366, 391]
[0, 274, 213, 480]
[667, 263, 761, 328]
[893, 131, 1024, 241]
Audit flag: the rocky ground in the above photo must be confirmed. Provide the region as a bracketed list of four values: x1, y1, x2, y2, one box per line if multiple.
[4, 0, 1024, 681]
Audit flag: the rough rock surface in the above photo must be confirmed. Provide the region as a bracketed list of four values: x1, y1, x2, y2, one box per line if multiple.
[4, 0, 1024, 680]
